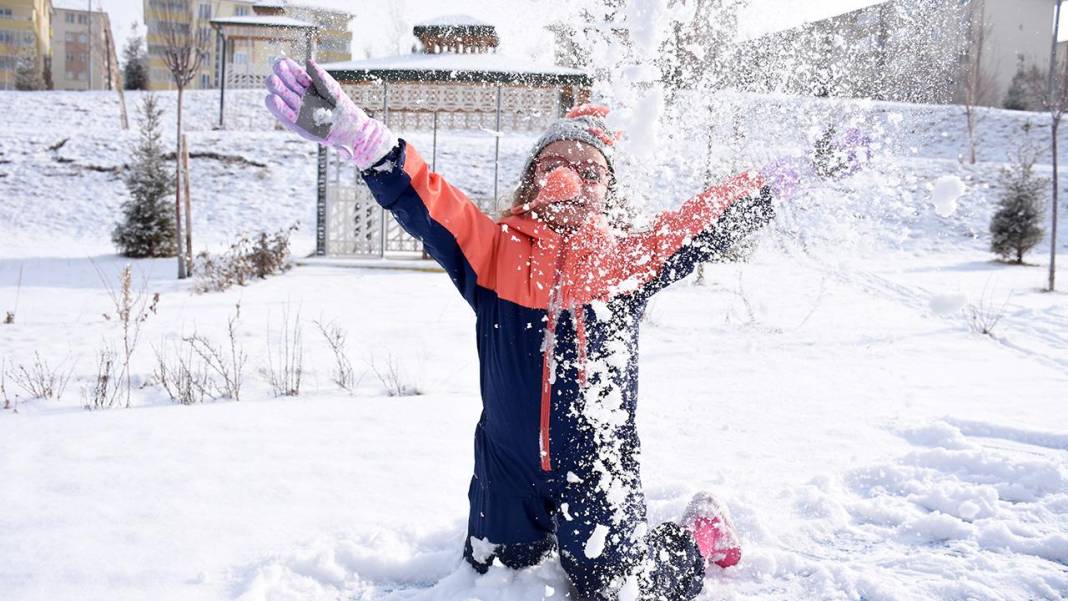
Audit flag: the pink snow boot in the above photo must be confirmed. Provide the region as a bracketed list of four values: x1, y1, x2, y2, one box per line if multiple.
[682, 492, 742, 569]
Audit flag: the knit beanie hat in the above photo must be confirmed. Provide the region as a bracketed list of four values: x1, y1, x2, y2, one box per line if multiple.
[520, 104, 621, 179]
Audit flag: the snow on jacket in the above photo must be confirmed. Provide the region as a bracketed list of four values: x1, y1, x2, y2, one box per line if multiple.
[362, 139, 773, 539]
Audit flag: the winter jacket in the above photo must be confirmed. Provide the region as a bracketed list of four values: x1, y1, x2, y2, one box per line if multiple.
[362, 139, 773, 544]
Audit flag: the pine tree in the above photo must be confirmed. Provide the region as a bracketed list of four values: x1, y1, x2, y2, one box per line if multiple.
[14, 50, 45, 91]
[112, 94, 176, 257]
[1003, 64, 1042, 111]
[990, 152, 1046, 264]
[122, 23, 148, 91]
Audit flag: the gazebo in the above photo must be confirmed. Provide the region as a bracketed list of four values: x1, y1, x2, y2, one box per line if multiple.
[315, 16, 592, 258]
[211, 1, 319, 127]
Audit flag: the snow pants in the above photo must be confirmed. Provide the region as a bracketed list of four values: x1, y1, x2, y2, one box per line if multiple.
[462, 472, 706, 601]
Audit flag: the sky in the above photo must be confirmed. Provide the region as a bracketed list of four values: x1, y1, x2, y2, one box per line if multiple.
[97, 0, 1068, 63]
[99, 0, 899, 60]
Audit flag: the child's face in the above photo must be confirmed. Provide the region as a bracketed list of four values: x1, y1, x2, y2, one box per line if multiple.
[532, 141, 610, 233]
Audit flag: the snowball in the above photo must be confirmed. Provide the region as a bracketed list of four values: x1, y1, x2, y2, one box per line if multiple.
[929, 293, 967, 316]
[584, 524, 610, 559]
[931, 175, 965, 217]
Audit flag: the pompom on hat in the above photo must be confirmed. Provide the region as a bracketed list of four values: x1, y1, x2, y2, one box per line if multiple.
[520, 103, 622, 178]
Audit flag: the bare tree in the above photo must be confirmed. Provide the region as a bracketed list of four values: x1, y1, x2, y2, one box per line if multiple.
[159, 1, 211, 279]
[960, 3, 997, 165]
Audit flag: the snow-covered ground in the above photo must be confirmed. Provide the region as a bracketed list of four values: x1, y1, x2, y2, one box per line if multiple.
[1, 89, 1066, 601]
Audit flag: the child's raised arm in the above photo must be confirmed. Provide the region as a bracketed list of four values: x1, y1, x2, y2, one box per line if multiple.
[623, 172, 774, 299]
[265, 58, 498, 309]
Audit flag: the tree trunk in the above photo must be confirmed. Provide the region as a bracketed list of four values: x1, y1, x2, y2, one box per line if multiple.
[182, 133, 193, 275]
[175, 85, 186, 279]
[1051, 117, 1059, 291]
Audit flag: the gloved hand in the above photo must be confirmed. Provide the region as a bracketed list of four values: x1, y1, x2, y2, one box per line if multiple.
[813, 126, 871, 178]
[265, 58, 396, 170]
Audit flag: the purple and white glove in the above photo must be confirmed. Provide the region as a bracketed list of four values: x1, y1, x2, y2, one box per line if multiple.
[813, 126, 871, 178]
[761, 127, 872, 199]
[265, 58, 396, 170]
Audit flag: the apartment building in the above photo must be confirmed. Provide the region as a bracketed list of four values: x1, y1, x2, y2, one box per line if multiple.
[734, 0, 1058, 106]
[51, 0, 115, 90]
[143, 0, 351, 91]
[0, 0, 52, 90]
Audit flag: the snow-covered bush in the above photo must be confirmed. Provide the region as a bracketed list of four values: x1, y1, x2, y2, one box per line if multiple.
[990, 152, 1045, 264]
[112, 94, 177, 258]
[193, 225, 298, 293]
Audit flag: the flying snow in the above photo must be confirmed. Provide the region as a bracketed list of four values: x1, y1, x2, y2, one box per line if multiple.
[931, 175, 965, 217]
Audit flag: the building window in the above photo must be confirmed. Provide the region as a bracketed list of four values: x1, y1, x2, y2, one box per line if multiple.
[0, 30, 13, 45]
[199, 73, 209, 88]
[234, 6, 249, 16]
[66, 13, 75, 23]
[78, 14, 89, 25]
[198, 4, 211, 19]
[0, 8, 12, 19]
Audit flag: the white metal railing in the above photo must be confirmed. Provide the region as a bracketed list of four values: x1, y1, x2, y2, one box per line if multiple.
[325, 182, 496, 257]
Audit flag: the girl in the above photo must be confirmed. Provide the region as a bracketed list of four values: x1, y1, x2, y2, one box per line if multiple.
[266, 58, 783, 601]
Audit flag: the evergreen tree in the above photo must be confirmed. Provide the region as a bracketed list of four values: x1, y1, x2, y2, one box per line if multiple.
[112, 94, 176, 257]
[1003, 64, 1042, 111]
[122, 23, 148, 91]
[14, 50, 45, 91]
[990, 152, 1046, 264]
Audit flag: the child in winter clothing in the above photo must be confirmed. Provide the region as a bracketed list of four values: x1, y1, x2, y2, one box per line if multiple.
[266, 58, 802, 600]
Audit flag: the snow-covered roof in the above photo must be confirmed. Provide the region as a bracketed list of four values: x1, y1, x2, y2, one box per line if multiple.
[323, 52, 588, 86]
[51, 0, 102, 11]
[210, 15, 317, 29]
[415, 15, 492, 28]
[324, 52, 589, 86]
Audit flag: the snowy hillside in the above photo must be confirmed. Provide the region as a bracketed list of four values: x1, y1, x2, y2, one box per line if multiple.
[1, 87, 1066, 601]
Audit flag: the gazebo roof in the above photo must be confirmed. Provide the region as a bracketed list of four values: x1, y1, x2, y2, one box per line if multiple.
[210, 15, 318, 30]
[323, 53, 591, 86]
[415, 14, 492, 27]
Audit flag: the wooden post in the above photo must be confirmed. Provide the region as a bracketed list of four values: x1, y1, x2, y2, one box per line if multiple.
[175, 86, 186, 280]
[182, 134, 193, 275]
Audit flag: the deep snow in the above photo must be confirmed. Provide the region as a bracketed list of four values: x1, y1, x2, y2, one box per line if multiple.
[1, 88, 1067, 601]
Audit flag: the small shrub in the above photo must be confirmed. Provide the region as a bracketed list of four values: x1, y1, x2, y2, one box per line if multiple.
[185, 304, 246, 401]
[10, 351, 72, 400]
[83, 347, 121, 410]
[990, 151, 1045, 264]
[315, 319, 357, 392]
[1, 359, 11, 410]
[154, 340, 213, 405]
[194, 224, 298, 293]
[964, 285, 1009, 337]
[98, 264, 159, 408]
[370, 352, 421, 397]
[264, 306, 303, 397]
